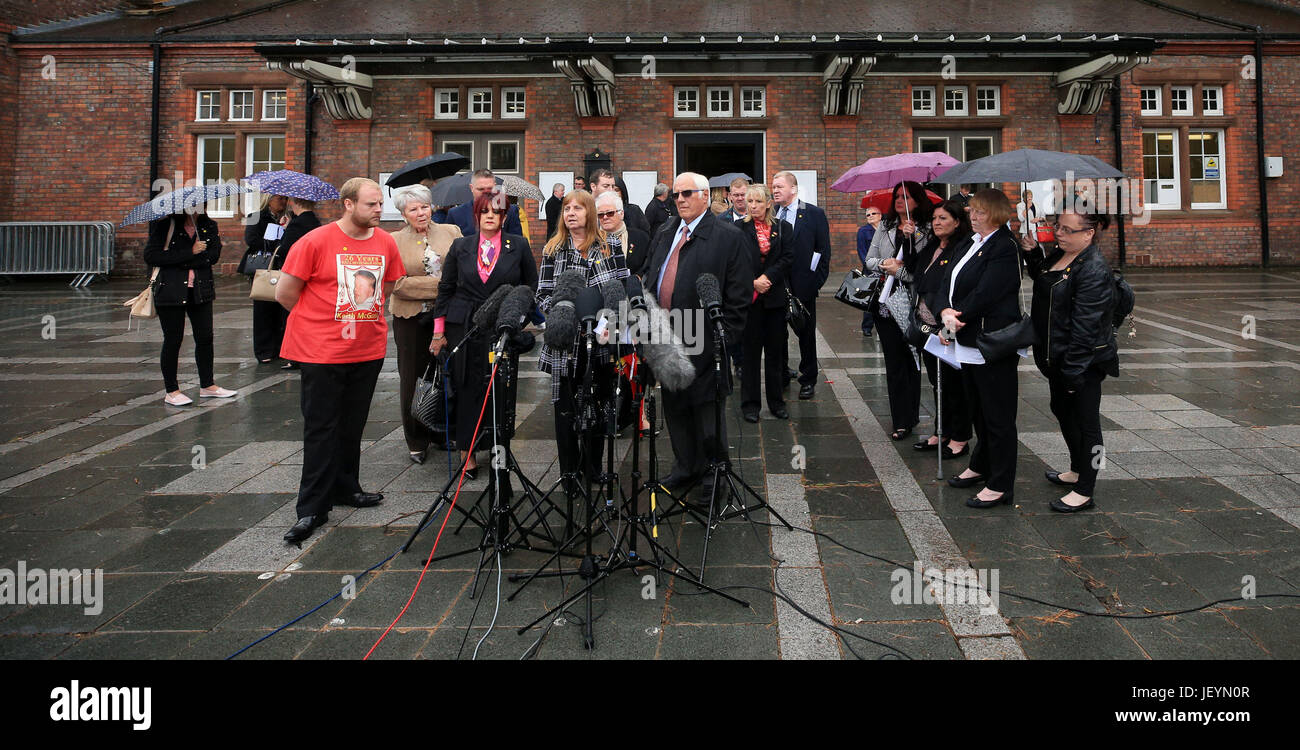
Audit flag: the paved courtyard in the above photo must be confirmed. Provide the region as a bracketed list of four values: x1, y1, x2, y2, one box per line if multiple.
[1, 268, 1298, 660]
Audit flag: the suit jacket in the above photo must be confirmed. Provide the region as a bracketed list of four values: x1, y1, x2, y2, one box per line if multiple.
[544, 195, 561, 239]
[717, 207, 747, 225]
[941, 227, 1022, 353]
[643, 212, 751, 404]
[432, 232, 538, 327]
[615, 226, 651, 277]
[781, 200, 832, 301]
[735, 217, 793, 309]
[445, 201, 523, 238]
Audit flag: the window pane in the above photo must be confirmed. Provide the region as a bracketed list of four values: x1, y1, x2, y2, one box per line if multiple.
[489, 142, 518, 172]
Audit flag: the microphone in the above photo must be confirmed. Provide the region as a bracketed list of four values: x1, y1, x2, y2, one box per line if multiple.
[634, 288, 696, 392]
[493, 285, 535, 352]
[624, 275, 647, 313]
[695, 273, 724, 327]
[543, 269, 586, 349]
[472, 284, 515, 332]
[577, 287, 603, 338]
[598, 279, 627, 345]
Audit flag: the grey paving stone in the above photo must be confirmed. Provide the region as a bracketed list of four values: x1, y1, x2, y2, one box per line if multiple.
[958, 635, 1025, 660]
[1222, 606, 1300, 659]
[102, 574, 267, 632]
[1191, 508, 1300, 550]
[1018, 431, 1069, 456]
[0, 634, 79, 659]
[657, 623, 780, 660]
[1119, 611, 1270, 660]
[1103, 430, 1163, 453]
[1010, 615, 1149, 659]
[1256, 425, 1300, 446]
[834, 621, 963, 660]
[1177, 449, 1272, 477]
[1127, 394, 1201, 411]
[0, 573, 177, 635]
[229, 464, 301, 494]
[1104, 452, 1200, 479]
[59, 631, 199, 660]
[182, 628, 317, 660]
[1213, 475, 1300, 510]
[295, 628, 430, 661]
[1104, 410, 1183, 430]
[101, 528, 241, 573]
[188, 526, 322, 572]
[1130, 429, 1223, 451]
[1098, 395, 1146, 413]
[1230, 447, 1300, 475]
[166, 493, 291, 530]
[1194, 427, 1285, 449]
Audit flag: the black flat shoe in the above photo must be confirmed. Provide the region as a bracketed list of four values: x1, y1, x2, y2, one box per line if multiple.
[284, 513, 328, 544]
[798, 385, 815, 400]
[409, 450, 426, 465]
[913, 438, 940, 451]
[659, 471, 701, 492]
[771, 406, 789, 420]
[890, 427, 912, 441]
[947, 473, 984, 488]
[1045, 471, 1078, 486]
[336, 491, 383, 508]
[463, 467, 478, 481]
[742, 410, 759, 423]
[1050, 496, 1096, 513]
[966, 492, 1013, 509]
[941, 443, 969, 460]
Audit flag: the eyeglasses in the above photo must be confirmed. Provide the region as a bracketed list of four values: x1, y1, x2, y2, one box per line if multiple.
[669, 189, 701, 200]
[479, 208, 508, 216]
[596, 210, 621, 219]
[1052, 223, 1094, 236]
[865, 212, 881, 217]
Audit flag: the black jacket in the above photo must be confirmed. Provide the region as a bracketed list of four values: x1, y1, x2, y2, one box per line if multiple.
[1025, 243, 1119, 388]
[783, 201, 832, 301]
[941, 227, 1022, 355]
[909, 230, 971, 319]
[544, 195, 562, 240]
[143, 214, 222, 306]
[616, 226, 651, 277]
[274, 211, 321, 271]
[644, 197, 675, 237]
[643, 212, 752, 403]
[735, 217, 793, 309]
[432, 232, 538, 327]
[239, 206, 283, 274]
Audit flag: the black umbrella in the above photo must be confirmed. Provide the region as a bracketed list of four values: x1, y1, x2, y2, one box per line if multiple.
[426, 172, 507, 207]
[385, 152, 471, 189]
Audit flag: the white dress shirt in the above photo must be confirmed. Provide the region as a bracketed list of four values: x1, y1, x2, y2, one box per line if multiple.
[948, 230, 993, 365]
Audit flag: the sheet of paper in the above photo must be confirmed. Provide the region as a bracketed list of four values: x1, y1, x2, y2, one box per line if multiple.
[810, 251, 822, 272]
[925, 334, 961, 369]
[263, 223, 284, 241]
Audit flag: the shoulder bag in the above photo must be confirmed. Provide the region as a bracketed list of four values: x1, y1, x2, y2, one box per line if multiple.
[249, 246, 283, 302]
[975, 253, 1035, 361]
[122, 219, 174, 329]
[833, 268, 882, 311]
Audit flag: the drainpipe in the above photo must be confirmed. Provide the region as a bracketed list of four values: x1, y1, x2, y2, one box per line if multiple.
[1111, 75, 1126, 269]
[1254, 31, 1270, 267]
[149, 40, 162, 196]
[303, 82, 318, 174]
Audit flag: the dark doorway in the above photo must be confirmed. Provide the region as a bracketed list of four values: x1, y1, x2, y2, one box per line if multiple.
[675, 132, 765, 181]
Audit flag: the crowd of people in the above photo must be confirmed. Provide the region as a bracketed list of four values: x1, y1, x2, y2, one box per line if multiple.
[141, 166, 1120, 545]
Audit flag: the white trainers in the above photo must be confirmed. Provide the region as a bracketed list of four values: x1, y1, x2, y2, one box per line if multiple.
[199, 386, 238, 398]
[164, 392, 193, 406]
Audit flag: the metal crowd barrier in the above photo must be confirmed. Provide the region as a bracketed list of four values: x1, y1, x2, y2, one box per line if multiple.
[0, 221, 116, 287]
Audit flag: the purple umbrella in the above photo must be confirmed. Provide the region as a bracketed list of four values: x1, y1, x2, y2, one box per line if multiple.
[244, 170, 340, 202]
[830, 152, 961, 193]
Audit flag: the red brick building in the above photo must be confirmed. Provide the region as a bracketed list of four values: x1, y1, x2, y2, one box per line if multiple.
[5, 0, 1300, 274]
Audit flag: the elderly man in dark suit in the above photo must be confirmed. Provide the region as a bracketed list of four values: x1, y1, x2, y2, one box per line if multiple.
[771, 170, 831, 400]
[444, 168, 523, 237]
[644, 182, 676, 237]
[644, 172, 751, 493]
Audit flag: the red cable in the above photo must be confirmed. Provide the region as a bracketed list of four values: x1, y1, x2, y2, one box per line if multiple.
[364, 358, 499, 660]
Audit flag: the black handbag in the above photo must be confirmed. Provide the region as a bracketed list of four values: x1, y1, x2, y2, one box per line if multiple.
[975, 261, 1034, 361]
[410, 355, 452, 433]
[242, 250, 274, 275]
[785, 289, 809, 334]
[834, 268, 882, 311]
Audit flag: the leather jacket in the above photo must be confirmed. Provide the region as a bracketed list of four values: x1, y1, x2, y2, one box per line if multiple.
[1026, 244, 1119, 388]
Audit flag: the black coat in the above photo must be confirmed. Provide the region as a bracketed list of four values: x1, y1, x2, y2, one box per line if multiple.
[941, 227, 1022, 355]
[643, 212, 752, 404]
[783, 201, 832, 301]
[432, 232, 538, 326]
[143, 214, 222, 306]
[644, 197, 675, 237]
[239, 206, 283, 274]
[909, 230, 971, 319]
[735, 217, 793, 309]
[620, 226, 651, 277]
[274, 211, 321, 271]
[1025, 244, 1119, 388]
[544, 195, 562, 240]
[623, 203, 651, 236]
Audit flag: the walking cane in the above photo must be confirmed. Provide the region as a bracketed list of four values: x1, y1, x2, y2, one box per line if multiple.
[936, 360, 944, 481]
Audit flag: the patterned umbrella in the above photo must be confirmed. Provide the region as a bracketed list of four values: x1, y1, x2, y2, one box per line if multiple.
[499, 175, 544, 201]
[244, 170, 340, 201]
[830, 152, 961, 193]
[119, 183, 250, 227]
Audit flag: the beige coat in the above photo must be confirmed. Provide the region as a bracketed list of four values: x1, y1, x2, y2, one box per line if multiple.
[389, 223, 462, 318]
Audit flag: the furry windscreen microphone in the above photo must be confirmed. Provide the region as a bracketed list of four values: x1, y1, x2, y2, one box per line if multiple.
[637, 288, 696, 392]
[553, 269, 587, 309]
[495, 285, 535, 335]
[600, 278, 627, 312]
[695, 273, 722, 310]
[472, 284, 515, 330]
[577, 286, 603, 331]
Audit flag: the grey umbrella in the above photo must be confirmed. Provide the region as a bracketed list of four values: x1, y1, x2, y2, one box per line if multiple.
[709, 172, 753, 188]
[934, 149, 1124, 184]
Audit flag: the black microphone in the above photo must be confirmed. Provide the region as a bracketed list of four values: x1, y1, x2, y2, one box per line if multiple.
[599, 279, 627, 345]
[695, 273, 725, 327]
[577, 286, 603, 337]
[493, 285, 535, 353]
[624, 275, 647, 312]
[472, 284, 515, 332]
[544, 269, 586, 349]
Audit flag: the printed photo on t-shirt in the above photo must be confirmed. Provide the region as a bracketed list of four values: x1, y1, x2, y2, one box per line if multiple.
[335, 253, 386, 322]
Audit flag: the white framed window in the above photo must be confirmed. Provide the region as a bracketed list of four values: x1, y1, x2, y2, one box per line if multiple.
[1140, 87, 1162, 116]
[911, 86, 935, 116]
[1170, 86, 1192, 116]
[244, 134, 286, 213]
[1189, 129, 1226, 209]
[262, 90, 286, 121]
[706, 86, 733, 117]
[229, 90, 254, 121]
[502, 87, 526, 118]
[435, 88, 459, 119]
[195, 90, 220, 121]
[1141, 129, 1180, 210]
[1201, 86, 1223, 116]
[488, 140, 519, 173]
[943, 86, 968, 116]
[741, 86, 766, 117]
[674, 87, 699, 118]
[975, 86, 1000, 115]
[442, 140, 473, 167]
[196, 135, 237, 217]
[468, 87, 493, 119]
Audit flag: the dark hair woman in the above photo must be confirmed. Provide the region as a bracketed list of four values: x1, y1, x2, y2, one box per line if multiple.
[535, 189, 630, 488]
[939, 189, 1022, 508]
[243, 194, 288, 364]
[908, 199, 973, 458]
[1022, 211, 1118, 512]
[735, 183, 793, 421]
[863, 180, 934, 440]
[143, 209, 237, 406]
[430, 189, 538, 479]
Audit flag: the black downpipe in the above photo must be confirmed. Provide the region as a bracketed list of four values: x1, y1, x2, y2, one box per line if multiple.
[149, 41, 161, 197]
[1254, 33, 1270, 267]
[1111, 75, 1126, 269]
[303, 82, 318, 174]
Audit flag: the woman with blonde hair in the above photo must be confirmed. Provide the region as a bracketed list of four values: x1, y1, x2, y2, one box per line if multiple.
[735, 183, 792, 421]
[535, 189, 630, 487]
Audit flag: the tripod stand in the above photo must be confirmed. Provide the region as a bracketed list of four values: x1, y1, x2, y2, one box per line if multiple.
[658, 323, 793, 581]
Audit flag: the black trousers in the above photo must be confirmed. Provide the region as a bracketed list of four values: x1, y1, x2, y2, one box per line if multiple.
[921, 351, 972, 442]
[961, 355, 1019, 494]
[662, 389, 728, 479]
[445, 321, 489, 451]
[392, 315, 437, 452]
[794, 295, 819, 387]
[295, 358, 384, 519]
[554, 371, 612, 489]
[157, 296, 215, 393]
[252, 299, 287, 362]
[741, 303, 787, 412]
[873, 309, 920, 432]
[1048, 368, 1106, 496]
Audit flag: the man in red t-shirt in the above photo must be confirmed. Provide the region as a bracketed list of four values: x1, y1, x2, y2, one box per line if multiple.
[276, 177, 404, 544]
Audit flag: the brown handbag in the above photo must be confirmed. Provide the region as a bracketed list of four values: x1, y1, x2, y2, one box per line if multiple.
[249, 246, 282, 302]
[122, 218, 174, 328]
